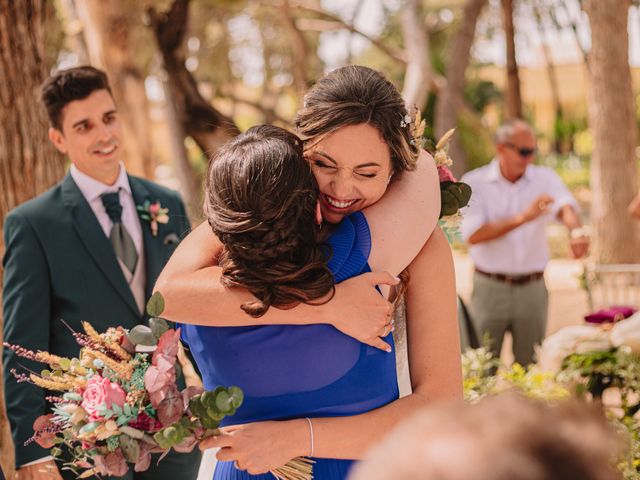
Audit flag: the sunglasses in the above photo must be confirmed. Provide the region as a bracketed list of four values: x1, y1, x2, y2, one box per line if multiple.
[503, 143, 536, 157]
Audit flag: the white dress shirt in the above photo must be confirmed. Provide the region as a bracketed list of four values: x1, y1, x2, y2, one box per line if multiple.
[460, 160, 578, 274]
[70, 163, 143, 255]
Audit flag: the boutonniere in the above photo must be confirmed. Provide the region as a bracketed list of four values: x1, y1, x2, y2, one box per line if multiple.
[137, 200, 169, 236]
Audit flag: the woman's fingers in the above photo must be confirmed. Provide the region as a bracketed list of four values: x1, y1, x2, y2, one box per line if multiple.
[199, 432, 234, 451]
[215, 446, 237, 462]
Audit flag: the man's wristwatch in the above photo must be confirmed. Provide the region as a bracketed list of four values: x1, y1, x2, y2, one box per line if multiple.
[569, 226, 589, 239]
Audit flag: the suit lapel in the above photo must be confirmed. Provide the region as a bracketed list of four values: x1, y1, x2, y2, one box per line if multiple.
[61, 174, 141, 317]
[129, 176, 164, 300]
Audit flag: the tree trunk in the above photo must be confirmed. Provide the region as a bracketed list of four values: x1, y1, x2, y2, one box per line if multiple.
[400, 0, 431, 110]
[501, 0, 522, 119]
[533, 3, 563, 153]
[281, 0, 310, 98]
[0, 1, 66, 476]
[75, 0, 155, 179]
[435, 0, 488, 177]
[584, 0, 640, 263]
[147, 0, 239, 215]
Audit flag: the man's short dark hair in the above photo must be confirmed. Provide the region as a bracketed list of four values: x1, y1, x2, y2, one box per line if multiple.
[40, 66, 113, 130]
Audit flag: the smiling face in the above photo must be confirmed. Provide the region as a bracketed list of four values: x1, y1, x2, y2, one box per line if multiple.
[48, 89, 123, 185]
[305, 123, 393, 224]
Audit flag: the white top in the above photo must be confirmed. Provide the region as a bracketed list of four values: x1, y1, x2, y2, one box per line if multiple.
[70, 162, 143, 255]
[460, 160, 578, 274]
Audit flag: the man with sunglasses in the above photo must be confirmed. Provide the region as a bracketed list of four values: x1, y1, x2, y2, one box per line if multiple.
[459, 119, 588, 365]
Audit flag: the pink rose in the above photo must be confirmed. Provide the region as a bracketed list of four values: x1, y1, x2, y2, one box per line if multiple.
[437, 165, 457, 183]
[149, 202, 160, 215]
[81, 375, 126, 421]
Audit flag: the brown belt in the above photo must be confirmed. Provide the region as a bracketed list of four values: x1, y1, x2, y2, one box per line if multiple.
[475, 268, 544, 285]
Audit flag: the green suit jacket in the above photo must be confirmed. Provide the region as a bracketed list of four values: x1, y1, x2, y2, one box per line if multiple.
[2, 173, 191, 467]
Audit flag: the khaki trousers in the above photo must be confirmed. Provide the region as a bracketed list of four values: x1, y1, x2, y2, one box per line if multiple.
[469, 271, 548, 365]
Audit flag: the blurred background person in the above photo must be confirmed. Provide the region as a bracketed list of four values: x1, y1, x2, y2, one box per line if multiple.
[350, 394, 623, 480]
[459, 120, 588, 365]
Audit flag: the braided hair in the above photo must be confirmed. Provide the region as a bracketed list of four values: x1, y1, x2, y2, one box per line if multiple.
[205, 125, 335, 317]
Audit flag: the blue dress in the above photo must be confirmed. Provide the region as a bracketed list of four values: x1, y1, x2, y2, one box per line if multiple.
[180, 212, 399, 479]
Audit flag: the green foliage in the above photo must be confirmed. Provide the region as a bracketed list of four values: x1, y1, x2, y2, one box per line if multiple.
[440, 181, 472, 217]
[146, 292, 165, 318]
[463, 342, 640, 478]
[457, 109, 495, 170]
[464, 79, 502, 113]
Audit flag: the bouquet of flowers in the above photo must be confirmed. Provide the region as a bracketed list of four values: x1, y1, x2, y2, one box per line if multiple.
[5, 293, 243, 478]
[408, 108, 472, 242]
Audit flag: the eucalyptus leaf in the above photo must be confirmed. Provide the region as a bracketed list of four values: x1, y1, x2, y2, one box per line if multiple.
[228, 386, 244, 409]
[149, 317, 171, 340]
[458, 183, 472, 206]
[127, 325, 156, 346]
[441, 190, 459, 216]
[146, 292, 165, 318]
[119, 435, 140, 463]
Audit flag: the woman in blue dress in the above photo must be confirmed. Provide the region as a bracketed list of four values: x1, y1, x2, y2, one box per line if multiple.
[157, 67, 462, 477]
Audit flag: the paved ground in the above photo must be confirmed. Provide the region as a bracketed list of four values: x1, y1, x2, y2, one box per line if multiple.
[454, 251, 589, 363]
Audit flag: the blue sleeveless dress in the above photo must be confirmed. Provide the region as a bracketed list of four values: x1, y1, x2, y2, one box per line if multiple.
[180, 212, 399, 479]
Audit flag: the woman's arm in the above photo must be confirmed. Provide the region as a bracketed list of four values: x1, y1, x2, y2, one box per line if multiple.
[202, 228, 462, 472]
[365, 150, 440, 274]
[155, 222, 397, 352]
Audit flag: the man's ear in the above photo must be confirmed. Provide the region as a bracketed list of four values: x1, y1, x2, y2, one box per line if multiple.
[48, 127, 67, 154]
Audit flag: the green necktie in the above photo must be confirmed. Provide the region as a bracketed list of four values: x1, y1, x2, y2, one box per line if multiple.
[100, 190, 138, 275]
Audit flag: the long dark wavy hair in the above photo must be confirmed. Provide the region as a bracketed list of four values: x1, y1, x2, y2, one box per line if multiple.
[205, 125, 335, 317]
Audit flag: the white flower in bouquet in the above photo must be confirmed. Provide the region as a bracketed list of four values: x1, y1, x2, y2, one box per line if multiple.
[537, 325, 612, 372]
[610, 313, 640, 353]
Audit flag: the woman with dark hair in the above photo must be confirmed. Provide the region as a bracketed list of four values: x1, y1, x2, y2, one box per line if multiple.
[156, 66, 461, 478]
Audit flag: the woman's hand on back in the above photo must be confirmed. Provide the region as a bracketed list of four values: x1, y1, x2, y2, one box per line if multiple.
[323, 271, 399, 352]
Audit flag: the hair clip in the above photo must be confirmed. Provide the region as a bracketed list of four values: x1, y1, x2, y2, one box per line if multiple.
[400, 113, 412, 128]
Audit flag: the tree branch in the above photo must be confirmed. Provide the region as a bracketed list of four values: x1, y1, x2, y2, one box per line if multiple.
[263, 0, 407, 65]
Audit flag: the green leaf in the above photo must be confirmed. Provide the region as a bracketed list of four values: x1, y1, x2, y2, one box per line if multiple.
[124, 404, 131, 416]
[457, 182, 472, 206]
[79, 422, 99, 435]
[58, 358, 71, 371]
[127, 325, 156, 346]
[228, 386, 244, 409]
[147, 292, 165, 318]
[51, 447, 63, 457]
[150, 317, 171, 340]
[214, 390, 232, 413]
[63, 392, 82, 402]
[206, 407, 225, 422]
[112, 404, 123, 415]
[200, 391, 216, 409]
[200, 416, 220, 430]
[440, 190, 460, 216]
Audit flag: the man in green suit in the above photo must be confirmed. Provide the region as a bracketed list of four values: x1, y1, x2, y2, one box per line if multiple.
[3, 66, 201, 480]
